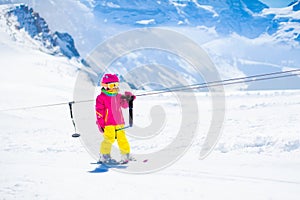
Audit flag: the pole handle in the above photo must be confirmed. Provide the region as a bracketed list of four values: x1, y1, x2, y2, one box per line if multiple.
[69, 101, 80, 137]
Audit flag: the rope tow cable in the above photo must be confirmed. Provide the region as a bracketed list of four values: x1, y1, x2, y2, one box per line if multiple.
[0, 68, 299, 112]
[0, 68, 299, 138]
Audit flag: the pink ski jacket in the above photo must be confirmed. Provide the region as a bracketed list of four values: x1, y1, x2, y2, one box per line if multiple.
[95, 90, 129, 128]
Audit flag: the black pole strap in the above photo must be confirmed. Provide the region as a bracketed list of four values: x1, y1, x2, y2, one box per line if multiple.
[117, 95, 134, 131]
[68, 102, 74, 119]
[69, 101, 80, 137]
[128, 96, 134, 127]
[68, 102, 76, 131]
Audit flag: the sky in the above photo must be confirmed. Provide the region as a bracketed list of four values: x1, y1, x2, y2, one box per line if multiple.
[260, 0, 295, 7]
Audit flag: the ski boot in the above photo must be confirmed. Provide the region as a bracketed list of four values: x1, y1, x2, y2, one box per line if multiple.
[120, 153, 136, 164]
[98, 154, 118, 165]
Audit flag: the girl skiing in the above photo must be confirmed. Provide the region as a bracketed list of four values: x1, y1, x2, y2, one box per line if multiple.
[95, 73, 135, 164]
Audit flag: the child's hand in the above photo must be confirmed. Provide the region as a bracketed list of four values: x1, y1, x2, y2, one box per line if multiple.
[125, 91, 136, 100]
[99, 127, 104, 133]
[96, 120, 105, 133]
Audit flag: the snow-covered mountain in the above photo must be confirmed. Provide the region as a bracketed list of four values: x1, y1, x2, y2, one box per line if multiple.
[0, 4, 86, 108]
[85, 0, 299, 41]
[10, 0, 296, 53]
[13, 0, 298, 91]
[90, 0, 267, 38]
[3, 4, 80, 58]
[1, 1, 300, 91]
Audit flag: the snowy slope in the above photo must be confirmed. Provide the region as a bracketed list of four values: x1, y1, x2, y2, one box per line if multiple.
[1, 89, 300, 200]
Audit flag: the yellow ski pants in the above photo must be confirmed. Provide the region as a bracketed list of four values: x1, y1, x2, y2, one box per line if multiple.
[100, 125, 130, 155]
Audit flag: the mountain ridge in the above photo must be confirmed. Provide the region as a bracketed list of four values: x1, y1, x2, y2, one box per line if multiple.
[87, 0, 299, 42]
[4, 4, 80, 59]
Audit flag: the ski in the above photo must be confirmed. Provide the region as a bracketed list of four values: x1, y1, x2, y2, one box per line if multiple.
[91, 161, 128, 166]
[89, 158, 149, 173]
[89, 161, 127, 173]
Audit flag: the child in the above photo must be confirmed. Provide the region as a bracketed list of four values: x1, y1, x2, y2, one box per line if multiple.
[95, 73, 136, 164]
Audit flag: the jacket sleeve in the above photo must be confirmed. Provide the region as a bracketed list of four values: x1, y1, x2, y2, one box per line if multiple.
[95, 95, 106, 128]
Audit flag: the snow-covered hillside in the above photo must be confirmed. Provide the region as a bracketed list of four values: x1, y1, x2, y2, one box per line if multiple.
[2, 4, 80, 58]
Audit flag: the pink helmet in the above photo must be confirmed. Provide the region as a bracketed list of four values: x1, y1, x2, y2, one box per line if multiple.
[101, 74, 119, 84]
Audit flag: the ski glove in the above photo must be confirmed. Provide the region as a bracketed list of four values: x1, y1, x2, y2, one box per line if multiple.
[99, 126, 104, 133]
[96, 120, 105, 133]
[124, 91, 136, 100]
